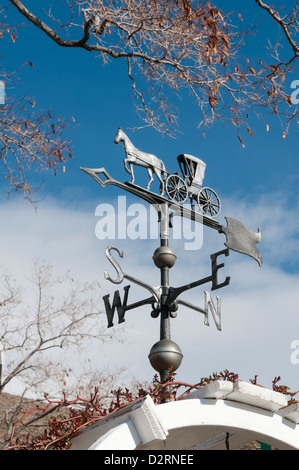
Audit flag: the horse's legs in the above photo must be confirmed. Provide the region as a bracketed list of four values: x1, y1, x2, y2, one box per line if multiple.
[124, 159, 135, 183]
[129, 163, 135, 184]
[147, 168, 154, 191]
[123, 158, 131, 175]
[154, 169, 164, 195]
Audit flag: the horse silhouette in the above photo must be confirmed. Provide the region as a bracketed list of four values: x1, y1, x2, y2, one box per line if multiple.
[114, 128, 166, 194]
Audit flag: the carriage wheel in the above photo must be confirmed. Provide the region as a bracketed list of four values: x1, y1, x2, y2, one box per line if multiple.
[166, 174, 188, 203]
[197, 187, 221, 218]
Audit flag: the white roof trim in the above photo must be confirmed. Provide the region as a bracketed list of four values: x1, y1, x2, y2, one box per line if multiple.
[70, 381, 298, 451]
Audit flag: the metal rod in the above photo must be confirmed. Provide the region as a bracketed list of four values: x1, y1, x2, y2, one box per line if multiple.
[159, 203, 171, 383]
[159, 203, 170, 339]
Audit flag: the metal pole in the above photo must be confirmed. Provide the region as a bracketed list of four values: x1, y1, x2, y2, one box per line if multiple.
[159, 203, 171, 382]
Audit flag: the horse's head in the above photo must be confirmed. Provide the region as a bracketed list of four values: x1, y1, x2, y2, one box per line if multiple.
[114, 127, 123, 145]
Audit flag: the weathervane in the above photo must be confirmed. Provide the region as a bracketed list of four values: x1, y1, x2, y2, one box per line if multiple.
[81, 127, 262, 382]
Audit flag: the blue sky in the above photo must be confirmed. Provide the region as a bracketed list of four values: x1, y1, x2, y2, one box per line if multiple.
[1, 1, 299, 395]
[2, 0, 298, 205]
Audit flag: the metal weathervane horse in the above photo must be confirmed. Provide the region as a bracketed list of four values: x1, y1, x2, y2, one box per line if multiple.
[114, 127, 166, 195]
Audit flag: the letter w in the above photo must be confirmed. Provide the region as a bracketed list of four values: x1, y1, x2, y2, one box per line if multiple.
[103, 286, 130, 328]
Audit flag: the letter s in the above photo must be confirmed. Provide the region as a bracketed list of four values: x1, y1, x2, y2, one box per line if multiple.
[104, 246, 124, 284]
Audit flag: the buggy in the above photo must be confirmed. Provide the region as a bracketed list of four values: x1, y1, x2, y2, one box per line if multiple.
[165, 154, 221, 218]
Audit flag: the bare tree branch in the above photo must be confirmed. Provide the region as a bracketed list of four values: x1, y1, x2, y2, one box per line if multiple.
[0, 95, 73, 200]
[6, 0, 299, 137]
[0, 261, 121, 395]
[0, 260, 126, 447]
[254, 0, 299, 59]
[0, 11, 73, 201]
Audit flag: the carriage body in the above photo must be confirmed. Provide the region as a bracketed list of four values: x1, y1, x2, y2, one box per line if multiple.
[165, 154, 221, 218]
[177, 154, 206, 199]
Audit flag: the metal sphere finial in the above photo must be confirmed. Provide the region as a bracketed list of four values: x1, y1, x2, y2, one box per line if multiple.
[148, 339, 183, 373]
[152, 246, 177, 269]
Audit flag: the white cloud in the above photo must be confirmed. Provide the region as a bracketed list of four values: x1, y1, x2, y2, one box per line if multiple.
[0, 192, 298, 395]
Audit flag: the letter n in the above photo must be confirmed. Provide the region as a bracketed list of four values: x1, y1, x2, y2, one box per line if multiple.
[103, 285, 130, 328]
[204, 291, 221, 331]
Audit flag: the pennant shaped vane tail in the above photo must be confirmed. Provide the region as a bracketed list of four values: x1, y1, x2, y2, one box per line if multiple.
[222, 217, 263, 267]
